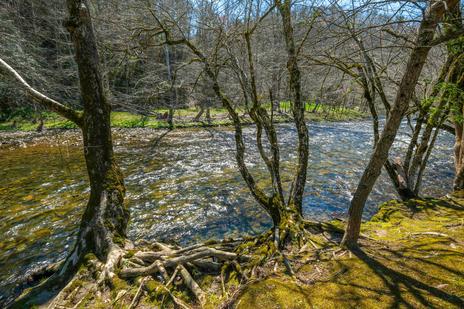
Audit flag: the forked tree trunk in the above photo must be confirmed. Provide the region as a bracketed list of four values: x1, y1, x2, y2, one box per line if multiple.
[11, 0, 129, 306]
[193, 105, 205, 121]
[277, 0, 309, 214]
[162, 3, 307, 248]
[341, 0, 458, 248]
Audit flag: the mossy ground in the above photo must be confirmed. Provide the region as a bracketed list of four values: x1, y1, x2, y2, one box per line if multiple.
[237, 196, 464, 309]
[20, 195, 464, 308]
[0, 103, 366, 132]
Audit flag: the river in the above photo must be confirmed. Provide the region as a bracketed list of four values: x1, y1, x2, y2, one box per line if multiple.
[0, 120, 455, 301]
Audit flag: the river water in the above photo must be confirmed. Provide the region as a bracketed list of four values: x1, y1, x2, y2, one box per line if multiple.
[0, 120, 455, 301]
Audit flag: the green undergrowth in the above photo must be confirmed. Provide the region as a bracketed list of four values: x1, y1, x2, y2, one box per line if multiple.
[0, 104, 366, 132]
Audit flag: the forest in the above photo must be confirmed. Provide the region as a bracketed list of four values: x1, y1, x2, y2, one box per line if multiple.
[0, 0, 463, 308]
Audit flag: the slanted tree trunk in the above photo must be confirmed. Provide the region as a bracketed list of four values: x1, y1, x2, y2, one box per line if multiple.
[341, 0, 459, 248]
[193, 105, 205, 121]
[446, 8, 464, 191]
[7, 0, 129, 306]
[384, 158, 417, 200]
[451, 52, 464, 189]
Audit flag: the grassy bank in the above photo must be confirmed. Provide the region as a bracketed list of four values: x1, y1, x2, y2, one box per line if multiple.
[0, 103, 366, 132]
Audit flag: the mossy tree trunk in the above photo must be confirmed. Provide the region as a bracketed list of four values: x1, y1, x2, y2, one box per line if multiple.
[445, 8, 464, 191]
[63, 0, 129, 271]
[277, 0, 310, 215]
[341, 0, 459, 248]
[7, 0, 129, 306]
[451, 52, 464, 190]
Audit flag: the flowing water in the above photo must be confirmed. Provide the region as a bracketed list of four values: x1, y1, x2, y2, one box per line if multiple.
[0, 120, 455, 301]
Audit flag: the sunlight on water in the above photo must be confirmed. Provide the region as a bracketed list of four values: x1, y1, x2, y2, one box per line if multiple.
[0, 121, 454, 299]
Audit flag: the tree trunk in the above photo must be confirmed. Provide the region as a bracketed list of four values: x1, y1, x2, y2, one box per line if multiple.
[168, 107, 174, 129]
[193, 105, 204, 121]
[268, 196, 304, 248]
[454, 124, 464, 189]
[341, 0, 458, 248]
[385, 158, 417, 201]
[449, 12, 464, 190]
[206, 106, 211, 124]
[11, 0, 129, 306]
[453, 75, 464, 190]
[277, 0, 309, 214]
[64, 0, 129, 269]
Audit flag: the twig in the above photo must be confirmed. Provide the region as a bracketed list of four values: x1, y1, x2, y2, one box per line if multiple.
[410, 232, 449, 237]
[159, 284, 192, 309]
[166, 266, 180, 287]
[179, 265, 206, 306]
[128, 277, 148, 309]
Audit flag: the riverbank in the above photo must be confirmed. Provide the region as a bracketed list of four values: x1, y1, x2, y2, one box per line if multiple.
[0, 104, 366, 133]
[0, 107, 366, 149]
[13, 195, 464, 308]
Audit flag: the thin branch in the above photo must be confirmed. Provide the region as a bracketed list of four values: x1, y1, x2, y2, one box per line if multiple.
[0, 57, 83, 126]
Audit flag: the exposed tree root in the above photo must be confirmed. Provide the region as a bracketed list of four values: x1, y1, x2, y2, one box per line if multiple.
[98, 245, 125, 286]
[117, 240, 251, 306]
[9, 222, 349, 308]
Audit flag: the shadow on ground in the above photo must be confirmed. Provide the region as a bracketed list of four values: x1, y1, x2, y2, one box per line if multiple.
[236, 197, 464, 308]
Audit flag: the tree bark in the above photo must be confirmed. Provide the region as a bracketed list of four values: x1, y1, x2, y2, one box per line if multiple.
[341, 0, 459, 248]
[452, 53, 464, 189]
[277, 0, 309, 214]
[62, 0, 129, 266]
[11, 0, 129, 306]
[64, 0, 129, 267]
[447, 7, 464, 190]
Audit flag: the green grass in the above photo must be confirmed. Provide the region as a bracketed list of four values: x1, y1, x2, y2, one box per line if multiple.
[0, 103, 366, 132]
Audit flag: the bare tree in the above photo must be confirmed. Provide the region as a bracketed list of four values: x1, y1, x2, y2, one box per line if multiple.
[342, 0, 461, 248]
[305, 5, 454, 201]
[1, 0, 129, 305]
[135, 0, 317, 248]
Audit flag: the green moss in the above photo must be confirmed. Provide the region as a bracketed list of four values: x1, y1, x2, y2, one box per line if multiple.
[237, 278, 312, 309]
[237, 197, 464, 308]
